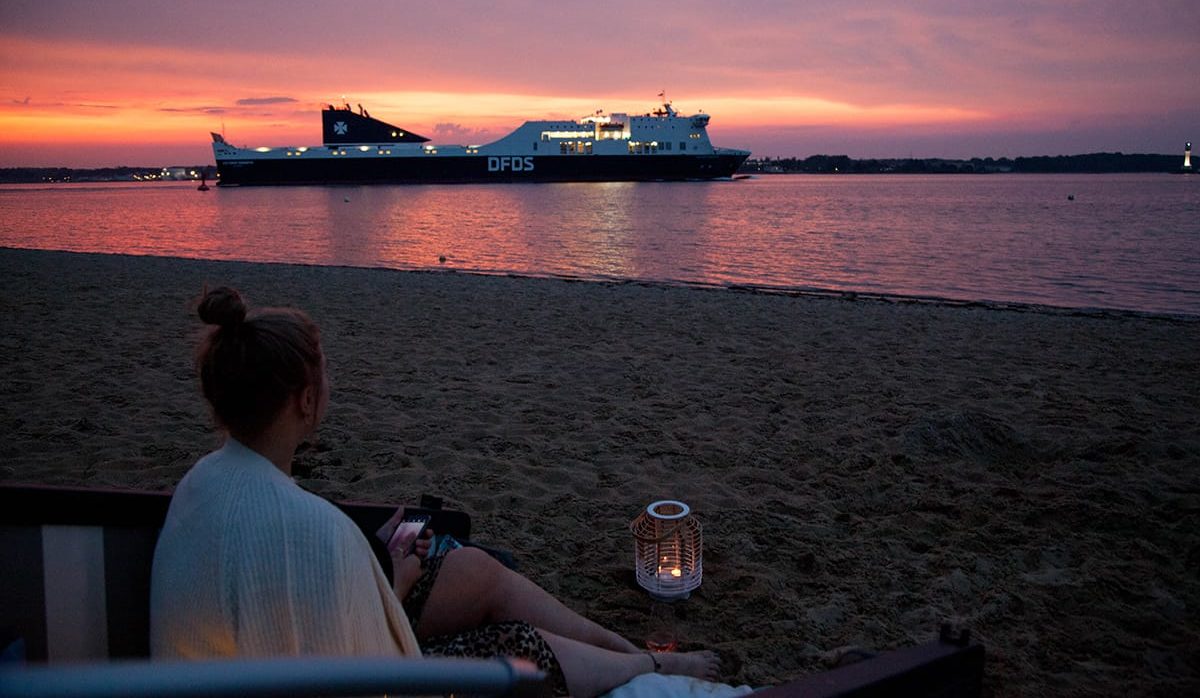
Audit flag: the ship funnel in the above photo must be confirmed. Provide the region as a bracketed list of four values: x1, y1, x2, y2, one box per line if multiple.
[321, 106, 429, 144]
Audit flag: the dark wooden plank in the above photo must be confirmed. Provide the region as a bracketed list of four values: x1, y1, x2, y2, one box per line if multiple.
[103, 527, 160, 658]
[0, 485, 170, 528]
[0, 525, 48, 661]
[754, 638, 984, 698]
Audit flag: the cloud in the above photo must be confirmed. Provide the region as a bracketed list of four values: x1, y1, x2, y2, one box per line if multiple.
[159, 106, 227, 114]
[431, 122, 495, 141]
[70, 102, 120, 110]
[235, 96, 298, 106]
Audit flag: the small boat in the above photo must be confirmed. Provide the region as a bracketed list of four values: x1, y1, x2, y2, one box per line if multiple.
[212, 100, 750, 186]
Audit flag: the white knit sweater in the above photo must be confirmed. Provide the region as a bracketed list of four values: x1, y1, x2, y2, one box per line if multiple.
[150, 439, 420, 658]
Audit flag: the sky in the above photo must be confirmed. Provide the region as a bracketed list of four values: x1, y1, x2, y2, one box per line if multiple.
[1, 0, 1197, 167]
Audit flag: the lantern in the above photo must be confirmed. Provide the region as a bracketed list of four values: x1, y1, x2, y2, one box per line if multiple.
[631, 500, 702, 601]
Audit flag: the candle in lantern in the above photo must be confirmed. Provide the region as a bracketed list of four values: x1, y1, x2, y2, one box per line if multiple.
[657, 566, 683, 584]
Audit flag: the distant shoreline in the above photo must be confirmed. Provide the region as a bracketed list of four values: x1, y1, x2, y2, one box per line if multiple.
[0, 165, 212, 184]
[0, 151, 1189, 183]
[741, 152, 1188, 175]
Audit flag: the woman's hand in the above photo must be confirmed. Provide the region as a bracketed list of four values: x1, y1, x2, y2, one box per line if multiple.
[390, 527, 434, 600]
[411, 527, 433, 559]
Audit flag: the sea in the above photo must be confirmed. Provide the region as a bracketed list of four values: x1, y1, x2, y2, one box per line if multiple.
[1, 173, 1197, 316]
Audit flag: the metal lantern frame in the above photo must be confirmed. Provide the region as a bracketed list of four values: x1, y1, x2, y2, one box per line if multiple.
[631, 500, 703, 601]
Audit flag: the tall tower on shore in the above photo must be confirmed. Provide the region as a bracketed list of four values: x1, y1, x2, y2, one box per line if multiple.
[1185, 142, 1193, 171]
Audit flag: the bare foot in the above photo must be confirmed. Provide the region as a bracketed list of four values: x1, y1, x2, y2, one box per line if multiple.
[655, 650, 721, 682]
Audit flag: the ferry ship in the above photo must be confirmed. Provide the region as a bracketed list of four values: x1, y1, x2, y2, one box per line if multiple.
[211, 100, 750, 185]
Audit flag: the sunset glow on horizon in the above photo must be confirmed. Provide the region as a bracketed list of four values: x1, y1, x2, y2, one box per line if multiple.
[2, 0, 1196, 167]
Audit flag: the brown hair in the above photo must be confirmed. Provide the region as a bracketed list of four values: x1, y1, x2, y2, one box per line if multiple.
[195, 287, 323, 438]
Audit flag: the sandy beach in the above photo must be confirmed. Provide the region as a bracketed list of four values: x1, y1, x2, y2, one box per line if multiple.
[1, 246, 1196, 695]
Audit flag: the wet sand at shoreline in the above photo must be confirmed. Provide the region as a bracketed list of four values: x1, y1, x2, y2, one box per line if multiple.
[2, 247, 1197, 695]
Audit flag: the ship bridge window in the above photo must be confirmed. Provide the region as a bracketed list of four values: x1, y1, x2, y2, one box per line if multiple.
[596, 121, 628, 140]
[542, 130, 593, 140]
[559, 140, 593, 155]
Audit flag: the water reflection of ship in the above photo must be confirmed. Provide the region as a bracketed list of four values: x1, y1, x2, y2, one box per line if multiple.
[211, 100, 750, 186]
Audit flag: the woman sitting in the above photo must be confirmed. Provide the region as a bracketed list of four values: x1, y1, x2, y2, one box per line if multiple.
[150, 287, 719, 697]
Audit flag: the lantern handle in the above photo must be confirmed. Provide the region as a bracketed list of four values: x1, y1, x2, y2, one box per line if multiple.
[631, 521, 684, 543]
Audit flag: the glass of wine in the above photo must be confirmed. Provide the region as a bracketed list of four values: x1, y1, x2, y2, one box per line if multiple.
[644, 602, 677, 653]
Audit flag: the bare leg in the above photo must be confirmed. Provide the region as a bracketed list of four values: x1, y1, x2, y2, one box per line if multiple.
[539, 629, 720, 698]
[415, 546, 639, 653]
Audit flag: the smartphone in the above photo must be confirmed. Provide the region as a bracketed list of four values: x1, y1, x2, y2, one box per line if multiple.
[384, 513, 432, 556]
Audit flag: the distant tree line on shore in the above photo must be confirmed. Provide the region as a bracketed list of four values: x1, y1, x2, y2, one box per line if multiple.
[0, 166, 211, 184]
[740, 152, 1184, 174]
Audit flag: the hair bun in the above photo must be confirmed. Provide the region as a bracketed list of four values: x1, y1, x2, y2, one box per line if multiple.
[198, 286, 247, 327]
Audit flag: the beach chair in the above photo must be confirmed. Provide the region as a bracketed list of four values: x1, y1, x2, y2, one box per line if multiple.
[0, 483, 541, 697]
[0, 483, 984, 697]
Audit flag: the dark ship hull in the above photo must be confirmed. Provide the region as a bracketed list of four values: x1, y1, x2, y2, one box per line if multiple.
[216, 152, 748, 185]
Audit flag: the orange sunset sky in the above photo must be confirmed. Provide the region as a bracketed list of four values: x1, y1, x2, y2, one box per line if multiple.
[1, 0, 1197, 167]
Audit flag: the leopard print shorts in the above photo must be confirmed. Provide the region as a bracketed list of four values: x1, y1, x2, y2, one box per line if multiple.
[422, 620, 569, 696]
[401, 552, 444, 631]
[402, 554, 568, 695]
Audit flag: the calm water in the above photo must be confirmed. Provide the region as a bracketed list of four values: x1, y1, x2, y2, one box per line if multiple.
[1, 174, 1197, 315]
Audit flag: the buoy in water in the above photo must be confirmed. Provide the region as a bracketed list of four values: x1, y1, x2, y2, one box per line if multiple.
[344, 197, 350, 202]
[1067, 194, 1075, 200]
[438, 255, 446, 264]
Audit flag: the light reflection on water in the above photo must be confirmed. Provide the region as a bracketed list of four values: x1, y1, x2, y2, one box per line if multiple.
[1, 174, 1197, 315]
